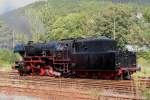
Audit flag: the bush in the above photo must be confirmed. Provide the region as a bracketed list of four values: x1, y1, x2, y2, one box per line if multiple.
[0, 49, 17, 64]
[138, 51, 150, 62]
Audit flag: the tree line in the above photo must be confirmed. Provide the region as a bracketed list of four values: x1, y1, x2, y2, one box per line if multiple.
[0, 0, 150, 63]
[1, 0, 150, 49]
[23, 0, 150, 49]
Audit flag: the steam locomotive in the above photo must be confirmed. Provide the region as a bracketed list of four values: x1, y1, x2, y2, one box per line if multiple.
[13, 37, 140, 79]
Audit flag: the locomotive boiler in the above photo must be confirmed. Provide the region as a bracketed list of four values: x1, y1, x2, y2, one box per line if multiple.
[13, 37, 140, 79]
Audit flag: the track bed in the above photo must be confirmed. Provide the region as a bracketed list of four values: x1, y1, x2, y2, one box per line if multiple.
[0, 71, 149, 100]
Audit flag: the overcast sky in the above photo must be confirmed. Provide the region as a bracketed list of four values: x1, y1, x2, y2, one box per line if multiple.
[0, 0, 44, 15]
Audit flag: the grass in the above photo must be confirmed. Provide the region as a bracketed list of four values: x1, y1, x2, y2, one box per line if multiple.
[0, 60, 12, 71]
[133, 57, 150, 77]
[135, 78, 150, 100]
[143, 89, 150, 100]
[132, 57, 150, 100]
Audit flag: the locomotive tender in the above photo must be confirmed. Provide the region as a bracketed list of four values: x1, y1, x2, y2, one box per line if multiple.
[13, 37, 140, 79]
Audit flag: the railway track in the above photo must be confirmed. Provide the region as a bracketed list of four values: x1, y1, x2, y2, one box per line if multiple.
[1, 75, 149, 92]
[0, 75, 139, 94]
[0, 71, 149, 100]
[0, 85, 96, 100]
[0, 80, 144, 100]
[1, 72, 149, 88]
[0, 87, 145, 100]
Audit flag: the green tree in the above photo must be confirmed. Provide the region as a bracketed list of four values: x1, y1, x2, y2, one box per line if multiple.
[129, 7, 150, 48]
[92, 4, 132, 48]
[50, 13, 91, 40]
[143, 7, 150, 23]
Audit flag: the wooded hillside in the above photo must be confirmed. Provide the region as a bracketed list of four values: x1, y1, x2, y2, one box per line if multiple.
[0, 0, 150, 49]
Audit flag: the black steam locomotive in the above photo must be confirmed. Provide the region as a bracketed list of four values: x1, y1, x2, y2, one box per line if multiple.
[13, 37, 140, 79]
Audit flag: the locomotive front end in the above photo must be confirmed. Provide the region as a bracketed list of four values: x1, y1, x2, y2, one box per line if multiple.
[115, 51, 140, 79]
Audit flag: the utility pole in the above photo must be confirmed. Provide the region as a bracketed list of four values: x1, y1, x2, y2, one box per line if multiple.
[113, 17, 116, 40]
[12, 30, 15, 49]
